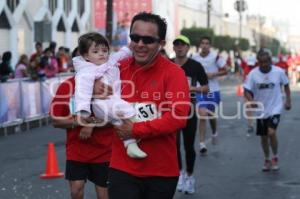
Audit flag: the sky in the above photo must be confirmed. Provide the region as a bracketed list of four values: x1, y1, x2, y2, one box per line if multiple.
[222, 0, 300, 35]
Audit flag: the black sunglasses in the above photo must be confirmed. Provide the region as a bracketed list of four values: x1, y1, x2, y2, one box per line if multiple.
[130, 34, 160, 44]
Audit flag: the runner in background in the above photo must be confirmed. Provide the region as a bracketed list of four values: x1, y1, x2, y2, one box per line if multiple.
[244, 48, 291, 172]
[172, 35, 208, 194]
[192, 36, 228, 155]
[275, 55, 289, 75]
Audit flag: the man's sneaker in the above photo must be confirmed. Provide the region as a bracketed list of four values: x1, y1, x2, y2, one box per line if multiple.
[262, 159, 271, 172]
[184, 176, 195, 194]
[211, 132, 218, 145]
[199, 143, 207, 155]
[176, 171, 186, 192]
[271, 157, 280, 171]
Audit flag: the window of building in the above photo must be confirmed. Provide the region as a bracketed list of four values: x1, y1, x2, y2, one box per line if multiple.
[71, 20, 79, 32]
[64, 0, 72, 16]
[6, 0, 20, 13]
[0, 12, 11, 29]
[78, 0, 85, 16]
[57, 17, 66, 32]
[49, 0, 57, 15]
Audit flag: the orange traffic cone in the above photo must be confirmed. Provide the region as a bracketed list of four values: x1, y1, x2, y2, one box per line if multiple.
[236, 84, 244, 97]
[40, 142, 64, 179]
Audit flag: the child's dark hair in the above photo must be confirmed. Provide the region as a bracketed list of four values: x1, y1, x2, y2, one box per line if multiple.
[78, 32, 109, 55]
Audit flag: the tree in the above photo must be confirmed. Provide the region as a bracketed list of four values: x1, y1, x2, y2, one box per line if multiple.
[180, 27, 249, 52]
[236, 38, 250, 51]
[213, 35, 234, 51]
[180, 27, 214, 46]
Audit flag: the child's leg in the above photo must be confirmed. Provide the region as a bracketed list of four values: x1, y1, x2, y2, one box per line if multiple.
[94, 98, 147, 158]
[92, 99, 126, 125]
[123, 139, 147, 158]
[92, 99, 113, 123]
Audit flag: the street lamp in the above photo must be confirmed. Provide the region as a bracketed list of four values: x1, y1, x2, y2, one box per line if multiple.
[106, 0, 113, 43]
[234, 0, 247, 42]
[207, 0, 211, 28]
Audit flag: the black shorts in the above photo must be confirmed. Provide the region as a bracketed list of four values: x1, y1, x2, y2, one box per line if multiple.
[65, 160, 109, 187]
[256, 114, 280, 136]
[108, 168, 178, 199]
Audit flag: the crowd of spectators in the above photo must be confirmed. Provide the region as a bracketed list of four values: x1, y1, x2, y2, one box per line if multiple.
[0, 41, 78, 82]
[1, 40, 300, 85]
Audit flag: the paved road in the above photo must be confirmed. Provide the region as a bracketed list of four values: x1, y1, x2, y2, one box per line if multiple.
[1, 81, 300, 199]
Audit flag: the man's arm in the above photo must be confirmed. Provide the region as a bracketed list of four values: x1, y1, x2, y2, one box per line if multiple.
[244, 88, 254, 102]
[284, 84, 291, 110]
[115, 68, 191, 140]
[131, 68, 190, 139]
[191, 85, 209, 93]
[207, 56, 229, 78]
[243, 72, 256, 106]
[206, 67, 228, 79]
[52, 115, 110, 129]
[191, 63, 209, 93]
[280, 69, 291, 110]
[52, 115, 77, 129]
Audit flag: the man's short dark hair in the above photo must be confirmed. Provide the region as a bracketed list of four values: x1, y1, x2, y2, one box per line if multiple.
[58, 46, 65, 51]
[78, 32, 109, 55]
[49, 41, 56, 49]
[200, 36, 212, 44]
[130, 12, 167, 40]
[2, 51, 12, 61]
[257, 48, 272, 60]
[35, 42, 42, 47]
[64, 47, 70, 53]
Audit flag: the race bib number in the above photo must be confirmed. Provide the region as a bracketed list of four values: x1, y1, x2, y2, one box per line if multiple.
[133, 102, 160, 122]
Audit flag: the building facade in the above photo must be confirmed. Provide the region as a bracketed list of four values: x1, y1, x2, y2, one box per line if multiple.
[0, 0, 91, 66]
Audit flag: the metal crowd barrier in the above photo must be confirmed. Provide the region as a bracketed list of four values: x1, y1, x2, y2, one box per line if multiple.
[0, 73, 73, 134]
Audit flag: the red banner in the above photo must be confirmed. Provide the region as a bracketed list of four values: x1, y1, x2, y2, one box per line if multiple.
[93, 0, 152, 29]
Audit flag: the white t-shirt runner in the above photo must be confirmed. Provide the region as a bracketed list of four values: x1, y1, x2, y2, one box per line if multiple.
[192, 51, 226, 92]
[244, 65, 289, 118]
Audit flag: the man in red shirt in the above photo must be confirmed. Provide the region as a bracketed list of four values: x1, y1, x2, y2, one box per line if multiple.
[50, 77, 113, 199]
[98, 12, 190, 199]
[275, 55, 289, 75]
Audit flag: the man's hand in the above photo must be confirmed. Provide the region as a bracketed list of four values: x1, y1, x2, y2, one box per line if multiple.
[79, 126, 94, 139]
[93, 78, 113, 99]
[250, 102, 258, 108]
[114, 119, 134, 140]
[285, 99, 291, 110]
[189, 86, 197, 92]
[206, 72, 217, 79]
[77, 115, 109, 128]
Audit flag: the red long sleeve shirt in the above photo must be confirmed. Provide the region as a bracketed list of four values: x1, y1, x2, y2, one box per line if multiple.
[109, 55, 190, 177]
[50, 77, 113, 163]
